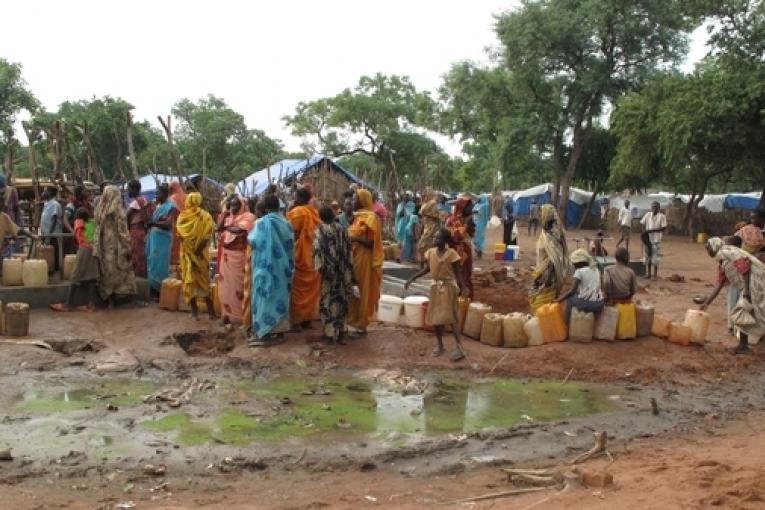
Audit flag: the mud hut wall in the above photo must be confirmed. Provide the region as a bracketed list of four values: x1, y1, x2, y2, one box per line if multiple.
[300, 166, 354, 204]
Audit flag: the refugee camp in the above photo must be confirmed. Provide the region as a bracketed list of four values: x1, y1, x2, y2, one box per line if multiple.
[1, 1, 765, 508]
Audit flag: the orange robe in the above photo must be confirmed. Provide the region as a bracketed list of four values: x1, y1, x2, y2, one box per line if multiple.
[347, 205, 383, 330]
[287, 204, 322, 324]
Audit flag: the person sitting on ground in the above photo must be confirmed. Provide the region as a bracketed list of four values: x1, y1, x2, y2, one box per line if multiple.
[700, 237, 765, 355]
[51, 208, 98, 312]
[557, 248, 605, 322]
[313, 205, 355, 346]
[405, 228, 469, 362]
[602, 248, 637, 305]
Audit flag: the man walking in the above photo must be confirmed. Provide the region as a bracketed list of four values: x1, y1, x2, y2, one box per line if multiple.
[615, 200, 632, 253]
[640, 201, 667, 281]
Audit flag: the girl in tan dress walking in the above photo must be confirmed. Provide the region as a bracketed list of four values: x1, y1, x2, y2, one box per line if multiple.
[405, 228, 469, 361]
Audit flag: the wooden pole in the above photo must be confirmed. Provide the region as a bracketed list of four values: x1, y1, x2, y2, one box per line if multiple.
[157, 115, 184, 180]
[126, 111, 140, 180]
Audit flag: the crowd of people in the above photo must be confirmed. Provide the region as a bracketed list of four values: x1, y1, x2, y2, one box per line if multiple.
[0, 171, 762, 357]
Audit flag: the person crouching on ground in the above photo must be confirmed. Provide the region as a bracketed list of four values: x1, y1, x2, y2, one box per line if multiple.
[603, 247, 637, 305]
[405, 228, 469, 362]
[556, 249, 605, 322]
[313, 205, 355, 346]
[51, 208, 99, 312]
[175, 192, 216, 320]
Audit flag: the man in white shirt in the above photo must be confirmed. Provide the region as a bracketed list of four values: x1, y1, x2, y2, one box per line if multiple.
[615, 200, 632, 252]
[640, 201, 667, 281]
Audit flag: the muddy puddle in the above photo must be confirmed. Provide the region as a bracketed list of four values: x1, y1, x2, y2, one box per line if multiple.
[1, 372, 620, 462]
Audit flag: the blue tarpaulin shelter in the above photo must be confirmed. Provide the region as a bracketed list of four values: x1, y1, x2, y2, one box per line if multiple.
[724, 193, 762, 211]
[235, 155, 373, 197]
[512, 183, 600, 227]
[137, 174, 224, 201]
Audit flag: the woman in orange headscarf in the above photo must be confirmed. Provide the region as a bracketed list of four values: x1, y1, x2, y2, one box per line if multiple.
[216, 195, 256, 325]
[286, 186, 322, 327]
[176, 192, 216, 320]
[169, 181, 187, 265]
[347, 188, 383, 337]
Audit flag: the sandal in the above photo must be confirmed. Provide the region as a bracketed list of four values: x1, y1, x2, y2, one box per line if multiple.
[75, 306, 95, 313]
[50, 303, 71, 312]
[450, 349, 465, 362]
[432, 347, 445, 357]
[348, 331, 367, 340]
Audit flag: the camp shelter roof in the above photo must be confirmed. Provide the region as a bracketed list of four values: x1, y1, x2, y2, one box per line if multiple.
[235, 155, 372, 196]
[138, 174, 224, 201]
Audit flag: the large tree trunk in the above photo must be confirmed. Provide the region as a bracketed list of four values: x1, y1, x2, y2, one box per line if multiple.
[157, 115, 184, 179]
[550, 136, 563, 207]
[578, 182, 600, 230]
[114, 130, 126, 182]
[126, 112, 140, 180]
[559, 119, 590, 226]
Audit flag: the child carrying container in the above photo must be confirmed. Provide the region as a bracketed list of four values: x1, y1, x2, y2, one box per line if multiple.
[405, 228, 470, 361]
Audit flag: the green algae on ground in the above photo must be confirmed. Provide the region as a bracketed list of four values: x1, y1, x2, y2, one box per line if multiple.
[138, 375, 619, 446]
[18, 380, 156, 413]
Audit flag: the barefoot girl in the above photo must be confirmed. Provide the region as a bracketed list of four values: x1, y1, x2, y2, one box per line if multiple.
[405, 228, 469, 361]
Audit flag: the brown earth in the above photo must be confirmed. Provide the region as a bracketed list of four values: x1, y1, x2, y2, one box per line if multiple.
[1, 229, 764, 509]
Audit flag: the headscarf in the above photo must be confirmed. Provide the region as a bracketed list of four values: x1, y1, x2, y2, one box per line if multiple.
[736, 224, 764, 254]
[220, 182, 236, 210]
[570, 248, 596, 267]
[419, 187, 440, 221]
[93, 185, 130, 259]
[452, 197, 473, 219]
[535, 204, 570, 290]
[176, 193, 215, 252]
[222, 196, 256, 246]
[357, 188, 374, 210]
[355, 189, 384, 268]
[169, 181, 187, 212]
[706, 237, 724, 256]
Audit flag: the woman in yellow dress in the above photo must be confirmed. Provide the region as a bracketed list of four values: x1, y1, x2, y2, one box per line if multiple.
[176, 192, 216, 320]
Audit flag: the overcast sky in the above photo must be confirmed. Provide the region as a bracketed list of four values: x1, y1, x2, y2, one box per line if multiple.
[2, 0, 708, 154]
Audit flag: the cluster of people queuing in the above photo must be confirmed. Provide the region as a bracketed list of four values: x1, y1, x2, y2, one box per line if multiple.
[530, 199, 765, 356]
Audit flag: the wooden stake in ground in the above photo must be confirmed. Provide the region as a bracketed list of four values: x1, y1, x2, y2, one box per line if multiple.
[126, 111, 140, 180]
[157, 115, 184, 180]
[571, 431, 613, 464]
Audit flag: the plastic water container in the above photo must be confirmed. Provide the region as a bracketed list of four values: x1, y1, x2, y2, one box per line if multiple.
[480, 313, 504, 347]
[683, 309, 710, 344]
[668, 323, 692, 346]
[636, 303, 654, 338]
[616, 303, 637, 340]
[63, 254, 77, 281]
[22, 259, 48, 287]
[377, 295, 403, 325]
[504, 245, 519, 261]
[403, 296, 429, 328]
[2, 258, 24, 286]
[35, 245, 55, 273]
[651, 314, 671, 338]
[569, 308, 595, 343]
[159, 278, 183, 311]
[458, 297, 470, 333]
[524, 317, 544, 346]
[594, 306, 619, 341]
[5, 302, 29, 337]
[503, 313, 529, 348]
[537, 303, 567, 343]
[464, 302, 492, 339]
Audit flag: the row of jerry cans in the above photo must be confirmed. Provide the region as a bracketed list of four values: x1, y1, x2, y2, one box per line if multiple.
[493, 244, 519, 261]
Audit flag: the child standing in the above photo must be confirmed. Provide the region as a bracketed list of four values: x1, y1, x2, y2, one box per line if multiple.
[405, 228, 469, 361]
[51, 208, 99, 312]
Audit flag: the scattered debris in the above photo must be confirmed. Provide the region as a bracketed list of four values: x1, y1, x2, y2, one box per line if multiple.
[142, 377, 214, 408]
[651, 398, 660, 415]
[302, 386, 331, 396]
[89, 350, 140, 373]
[0, 448, 13, 461]
[579, 468, 614, 488]
[114, 502, 136, 509]
[107, 404, 119, 412]
[667, 274, 686, 283]
[143, 463, 167, 476]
